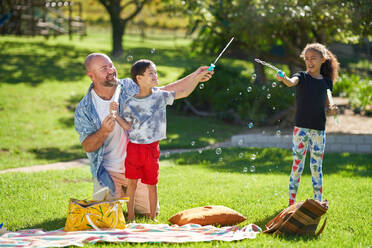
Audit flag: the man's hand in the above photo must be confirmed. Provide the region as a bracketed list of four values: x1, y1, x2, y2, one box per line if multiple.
[197, 66, 214, 82]
[101, 114, 115, 134]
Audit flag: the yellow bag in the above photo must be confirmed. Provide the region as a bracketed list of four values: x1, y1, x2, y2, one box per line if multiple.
[64, 188, 129, 232]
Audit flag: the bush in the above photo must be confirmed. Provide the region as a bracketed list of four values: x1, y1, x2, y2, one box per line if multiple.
[334, 74, 372, 114]
[172, 64, 295, 126]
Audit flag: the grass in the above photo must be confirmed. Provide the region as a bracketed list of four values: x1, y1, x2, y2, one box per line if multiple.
[0, 29, 243, 170]
[0, 147, 371, 247]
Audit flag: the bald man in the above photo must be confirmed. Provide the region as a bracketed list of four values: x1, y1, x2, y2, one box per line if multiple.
[74, 53, 213, 216]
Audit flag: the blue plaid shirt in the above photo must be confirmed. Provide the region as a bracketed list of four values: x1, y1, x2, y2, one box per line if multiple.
[74, 78, 139, 194]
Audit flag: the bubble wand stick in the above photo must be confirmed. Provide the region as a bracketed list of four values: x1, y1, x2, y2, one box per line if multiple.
[111, 83, 121, 118]
[208, 37, 235, 71]
[254, 58, 285, 77]
[327, 89, 339, 125]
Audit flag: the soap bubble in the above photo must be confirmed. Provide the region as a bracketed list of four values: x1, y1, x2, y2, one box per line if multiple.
[247, 86, 252, 93]
[127, 55, 133, 62]
[248, 122, 254, 128]
[243, 167, 248, 173]
[238, 152, 244, 158]
[216, 148, 222, 155]
[199, 83, 205, 89]
[250, 165, 256, 172]
[238, 139, 244, 146]
[276, 130, 281, 136]
[165, 152, 170, 158]
[267, 94, 271, 99]
[191, 141, 195, 146]
[251, 154, 256, 160]
[151, 48, 156, 54]
[272, 82, 277, 88]
[251, 74, 256, 80]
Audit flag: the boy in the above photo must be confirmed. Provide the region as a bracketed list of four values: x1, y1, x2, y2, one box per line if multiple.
[111, 59, 212, 221]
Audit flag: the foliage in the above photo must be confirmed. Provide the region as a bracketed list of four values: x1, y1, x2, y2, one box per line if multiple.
[334, 74, 372, 115]
[173, 62, 295, 125]
[1, 147, 372, 247]
[165, 0, 372, 74]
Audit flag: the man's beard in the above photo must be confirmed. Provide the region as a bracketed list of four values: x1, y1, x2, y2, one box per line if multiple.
[102, 73, 118, 87]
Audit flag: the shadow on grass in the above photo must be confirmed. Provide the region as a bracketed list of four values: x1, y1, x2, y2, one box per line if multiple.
[28, 145, 85, 161]
[162, 147, 372, 177]
[58, 93, 85, 127]
[27, 217, 66, 231]
[0, 39, 201, 86]
[0, 41, 90, 86]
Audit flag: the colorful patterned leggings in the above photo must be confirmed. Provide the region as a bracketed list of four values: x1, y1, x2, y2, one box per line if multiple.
[289, 126, 326, 206]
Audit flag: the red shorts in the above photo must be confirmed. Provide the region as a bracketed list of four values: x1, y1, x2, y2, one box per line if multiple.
[125, 141, 160, 185]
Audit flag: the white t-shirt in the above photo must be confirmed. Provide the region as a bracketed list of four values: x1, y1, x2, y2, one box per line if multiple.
[91, 88, 127, 173]
[122, 88, 175, 144]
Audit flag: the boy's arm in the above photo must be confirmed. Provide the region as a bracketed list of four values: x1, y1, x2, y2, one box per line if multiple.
[159, 66, 213, 100]
[115, 115, 132, 131]
[110, 101, 132, 130]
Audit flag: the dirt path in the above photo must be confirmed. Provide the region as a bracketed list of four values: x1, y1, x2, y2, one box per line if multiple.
[0, 142, 231, 174]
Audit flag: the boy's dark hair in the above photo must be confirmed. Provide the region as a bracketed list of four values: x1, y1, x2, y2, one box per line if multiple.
[130, 59, 155, 83]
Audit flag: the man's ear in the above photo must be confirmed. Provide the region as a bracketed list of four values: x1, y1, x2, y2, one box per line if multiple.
[87, 71, 94, 81]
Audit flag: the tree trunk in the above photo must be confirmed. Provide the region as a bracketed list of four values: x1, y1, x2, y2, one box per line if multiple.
[253, 62, 266, 84]
[111, 15, 124, 57]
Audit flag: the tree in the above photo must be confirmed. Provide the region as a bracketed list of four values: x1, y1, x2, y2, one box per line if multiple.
[171, 0, 372, 81]
[98, 0, 151, 57]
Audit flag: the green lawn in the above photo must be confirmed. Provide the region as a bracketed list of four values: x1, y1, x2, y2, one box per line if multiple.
[0, 147, 371, 247]
[0, 30, 243, 170]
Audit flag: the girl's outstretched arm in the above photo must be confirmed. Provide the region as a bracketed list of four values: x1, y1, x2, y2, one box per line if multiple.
[276, 73, 299, 87]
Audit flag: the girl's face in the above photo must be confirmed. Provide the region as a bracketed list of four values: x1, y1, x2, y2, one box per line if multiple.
[304, 49, 326, 75]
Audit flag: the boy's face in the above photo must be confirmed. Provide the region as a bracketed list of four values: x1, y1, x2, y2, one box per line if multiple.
[137, 64, 158, 89]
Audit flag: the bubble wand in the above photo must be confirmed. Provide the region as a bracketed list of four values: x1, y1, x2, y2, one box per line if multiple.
[327, 89, 339, 125]
[208, 37, 235, 71]
[254, 58, 285, 77]
[111, 83, 121, 118]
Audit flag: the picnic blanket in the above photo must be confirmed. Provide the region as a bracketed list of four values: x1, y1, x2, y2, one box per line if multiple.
[0, 223, 261, 247]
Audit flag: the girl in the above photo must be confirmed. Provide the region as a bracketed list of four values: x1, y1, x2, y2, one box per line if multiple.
[276, 43, 339, 206]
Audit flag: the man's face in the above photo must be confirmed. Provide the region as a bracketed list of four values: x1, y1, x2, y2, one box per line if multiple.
[137, 64, 158, 89]
[88, 56, 118, 87]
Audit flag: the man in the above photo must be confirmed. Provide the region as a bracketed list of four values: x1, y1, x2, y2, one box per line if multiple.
[74, 53, 213, 216]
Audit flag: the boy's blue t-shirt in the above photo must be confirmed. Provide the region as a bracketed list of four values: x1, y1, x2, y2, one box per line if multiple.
[122, 88, 175, 144]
